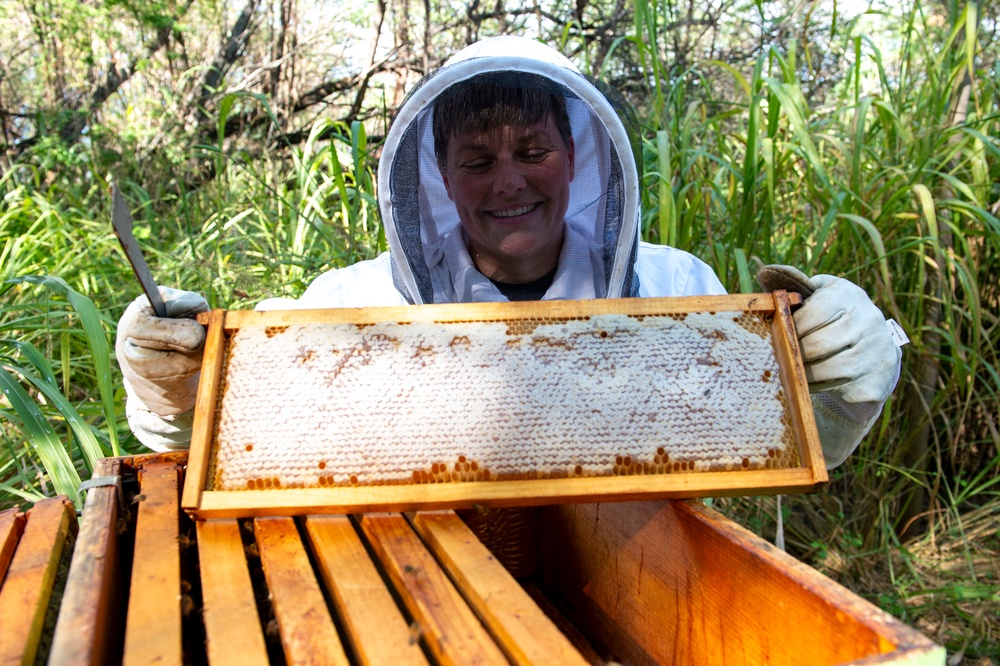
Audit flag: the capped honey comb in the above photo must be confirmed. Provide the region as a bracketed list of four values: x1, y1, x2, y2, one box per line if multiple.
[207, 310, 801, 492]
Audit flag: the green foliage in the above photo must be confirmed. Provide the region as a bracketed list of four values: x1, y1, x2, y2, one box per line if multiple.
[631, 0, 999, 656]
[0, 275, 119, 506]
[0, 109, 383, 510]
[0, 0, 996, 657]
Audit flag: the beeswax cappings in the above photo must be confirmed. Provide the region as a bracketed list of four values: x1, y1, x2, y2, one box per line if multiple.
[210, 312, 799, 490]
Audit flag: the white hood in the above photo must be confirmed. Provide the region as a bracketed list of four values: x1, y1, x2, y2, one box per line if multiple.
[378, 36, 642, 304]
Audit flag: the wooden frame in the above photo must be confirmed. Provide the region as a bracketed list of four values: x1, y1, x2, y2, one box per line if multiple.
[48, 457, 128, 666]
[183, 293, 827, 519]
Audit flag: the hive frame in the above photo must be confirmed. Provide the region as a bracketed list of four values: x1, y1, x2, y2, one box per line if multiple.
[182, 293, 827, 519]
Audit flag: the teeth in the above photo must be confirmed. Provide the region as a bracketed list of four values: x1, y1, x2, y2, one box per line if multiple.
[491, 204, 535, 218]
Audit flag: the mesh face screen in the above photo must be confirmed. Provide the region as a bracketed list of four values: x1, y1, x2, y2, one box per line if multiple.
[384, 68, 641, 304]
[208, 311, 800, 491]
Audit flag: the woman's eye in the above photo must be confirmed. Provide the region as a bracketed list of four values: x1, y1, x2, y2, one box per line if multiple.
[522, 149, 550, 162]
[461, 159, 491, 173]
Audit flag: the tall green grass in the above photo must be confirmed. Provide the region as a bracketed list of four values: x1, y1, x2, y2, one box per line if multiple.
[1, 167, 128, 506]
[632, 0, 999, 657]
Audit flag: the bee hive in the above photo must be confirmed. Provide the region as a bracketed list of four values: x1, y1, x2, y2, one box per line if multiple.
[184, 295, 825, 517]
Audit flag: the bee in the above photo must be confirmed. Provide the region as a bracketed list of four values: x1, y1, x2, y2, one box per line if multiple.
[407, 621, 422, 645]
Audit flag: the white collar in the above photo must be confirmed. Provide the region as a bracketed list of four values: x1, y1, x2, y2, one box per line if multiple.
[428, 224, 606, 302]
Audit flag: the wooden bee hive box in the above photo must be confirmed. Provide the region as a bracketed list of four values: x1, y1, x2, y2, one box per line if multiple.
[0, 496, 77, 665]
[35, 295, 943, 664]
[183, 293, 829, 518]
[46, 451, 944, 665]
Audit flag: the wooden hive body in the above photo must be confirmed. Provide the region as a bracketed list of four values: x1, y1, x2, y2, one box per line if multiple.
[0, 497, 77, 665]
[43, 452, 944, 665]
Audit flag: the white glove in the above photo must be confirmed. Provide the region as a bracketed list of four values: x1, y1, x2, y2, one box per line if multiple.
[757, 265, 902, 467]
[116, 287, 209, 450]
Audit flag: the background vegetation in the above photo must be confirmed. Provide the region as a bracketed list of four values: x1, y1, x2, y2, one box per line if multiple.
[2, 0, 997, 660]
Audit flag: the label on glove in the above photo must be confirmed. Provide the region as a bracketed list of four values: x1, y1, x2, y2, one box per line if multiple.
[886, 319, 910, 347]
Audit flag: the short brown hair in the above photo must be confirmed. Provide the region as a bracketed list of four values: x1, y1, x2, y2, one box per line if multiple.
[433, 78, 573, 164]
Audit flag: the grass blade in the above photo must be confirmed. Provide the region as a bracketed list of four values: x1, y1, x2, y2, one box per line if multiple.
[0, 367, 81, 502]
[11, 275, 120, 456]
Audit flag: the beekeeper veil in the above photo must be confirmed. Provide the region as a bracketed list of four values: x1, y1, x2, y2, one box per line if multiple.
[378, 36, 642, 304]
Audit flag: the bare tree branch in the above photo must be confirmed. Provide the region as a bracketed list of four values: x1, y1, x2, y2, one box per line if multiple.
[52, 0, 196, 144]
[194, 0, 261, 121]
[347, 0, 389, 123]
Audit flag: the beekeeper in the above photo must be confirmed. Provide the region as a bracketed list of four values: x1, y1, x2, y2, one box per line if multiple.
[116, 36, 903, 467]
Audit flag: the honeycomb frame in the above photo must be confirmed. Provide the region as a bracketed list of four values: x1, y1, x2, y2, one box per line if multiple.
[182, 293, 827, 519]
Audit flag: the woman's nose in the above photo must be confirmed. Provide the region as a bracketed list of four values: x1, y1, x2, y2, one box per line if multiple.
[492, 161, 527, 195]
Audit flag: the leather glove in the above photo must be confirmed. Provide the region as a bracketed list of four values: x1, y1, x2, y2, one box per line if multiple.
[757, 265, 900, 403]
[115, 287, 209, 417]
[757, 265, 902, 467]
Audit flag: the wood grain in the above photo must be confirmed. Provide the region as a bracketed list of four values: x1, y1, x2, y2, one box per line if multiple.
[360, 513, 508, 666]
[0, 507, 25, 582]
[254, 517, 350, 666]
[0, 496, 76, 666]
[181, 307, 226, 511]
[190, 468, 819, 518]
[771, 290, 828, 481]
[196, 519, 269, 666]
[198, 293, 802, 329]
[411, 510, 589, 666]
[518, 581, 606, 665]
[303, 515, 429, 666]
[538, 500, 944, 666]
[123, 462, 182, 666]
[49, 458, 127, 666]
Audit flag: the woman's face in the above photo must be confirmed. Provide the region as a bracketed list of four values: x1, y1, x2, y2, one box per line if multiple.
[439, 114, 575, 284]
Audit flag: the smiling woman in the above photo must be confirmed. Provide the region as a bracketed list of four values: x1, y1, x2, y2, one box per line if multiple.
[437, 110, 575, 285]
[378, 38, 647, 307]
